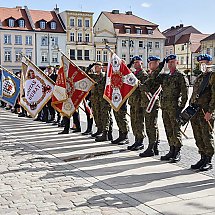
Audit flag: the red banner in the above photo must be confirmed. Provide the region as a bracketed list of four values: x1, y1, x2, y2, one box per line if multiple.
[103, 53, 139, 111]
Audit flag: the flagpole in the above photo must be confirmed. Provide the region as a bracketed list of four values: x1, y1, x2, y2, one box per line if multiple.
[57, 48, 96, 84]
[0, 65, 20, 80]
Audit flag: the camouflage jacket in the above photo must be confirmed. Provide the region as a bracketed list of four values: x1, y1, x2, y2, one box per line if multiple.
[151, 69, 189, 110]
[190, 70, 215, 114]
[128, 69, 148, 105]
[90, 72, 105, 100]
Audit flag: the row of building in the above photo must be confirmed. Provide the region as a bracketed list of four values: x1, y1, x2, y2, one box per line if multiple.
[0, 6, 214, 74]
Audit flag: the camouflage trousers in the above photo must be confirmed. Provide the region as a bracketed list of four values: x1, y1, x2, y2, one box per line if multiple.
[191, 110, 214, 156]
[145, 106, 159, 145]
[130, 103, 145, 139]
[113, 104, 129, 133]
[91, 97, 103, 132]
[101, 101, 113, 132]
[162, 109, 182, 147]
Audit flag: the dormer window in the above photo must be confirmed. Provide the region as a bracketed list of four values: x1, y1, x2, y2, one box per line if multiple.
[8, 18, 15, 27]
[146, 27, 153, 35]
[40, 21, 46, 29]
[136, 28, 142, 34]
[50, 21, 57, 30]
[125, 25, 131, 34]
[18, 19, 25, 28]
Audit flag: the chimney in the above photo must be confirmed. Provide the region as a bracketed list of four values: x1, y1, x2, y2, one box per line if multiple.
[112, 10, 119, 14]
[179, 24, 184, 28]
[176, 25, 180, 29]
[171, 26, 175, 30]
[126, 11, 132, 15]
[54, 4, 59, 14]
[16, 6, 22, 9]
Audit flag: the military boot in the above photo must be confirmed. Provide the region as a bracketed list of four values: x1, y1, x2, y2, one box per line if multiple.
[139, 144, 154, 157]
[127, 138, 144, 151]
[95, 131, 108, 142]
[153, 141, 159, 155]
[91, 129, 102, 138]
[160, 146, 175, 161]
[170, 147, 181, 163]
[118, 132, 129, 145]
[199, 156, 213, 171]
[191, 154, 206, 170]
[111, 131, 123, 144]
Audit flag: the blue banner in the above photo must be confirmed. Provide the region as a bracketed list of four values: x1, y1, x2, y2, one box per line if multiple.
[0, 69, 20, 107]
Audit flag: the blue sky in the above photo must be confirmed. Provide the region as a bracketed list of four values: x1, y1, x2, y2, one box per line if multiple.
[0, 0, 214, 34]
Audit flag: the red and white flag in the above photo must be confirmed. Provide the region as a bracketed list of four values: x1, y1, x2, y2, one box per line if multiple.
[20, 61, 55, 118]
[103, 53, 139, 111]
[52, 55, 95, 118]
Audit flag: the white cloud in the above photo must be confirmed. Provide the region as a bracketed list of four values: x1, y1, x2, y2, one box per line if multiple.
[141, 2, 151, 8]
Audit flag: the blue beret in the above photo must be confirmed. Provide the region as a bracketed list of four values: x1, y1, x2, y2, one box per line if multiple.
[147, 56, 160, 63]
[132, 56, 143, 61]
[166, 54, 177, 63]
[197, 54, 212, 62]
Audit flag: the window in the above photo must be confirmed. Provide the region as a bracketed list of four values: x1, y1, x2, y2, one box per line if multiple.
[122, 54, 126, 61]
[85, 33, 90, 42]
[40, 21, 46, 29]
[148, 29, 153, 34]
[52, 53, 58, 63]
[170, 48, 173, 54]
[41, 36, 48, 46]
[15, 50, 22, 62]
[166, 50, 168, 56]
[103, 50, 108, 62]
[18, 19, 25, 28]
[139, 55, 143, 59]
[4, 50, 11, 62]
[4, 35, 11, 44]
[70, 49, 75, 60]
[26, 36, 32, 45]
[129, 40, 134, 47]
[78, 19, 82, 27]
[180, 56, 185, 65]
[50, 21, 57, 30]
[26, 50, 32, 60]
[70, 18, 75, 27]
[148, 42, 152, 49]
[139, 41, 143, 48]
[214, 47, 215, 57]
[136, 29, 142, 34]
[51, 37, 58, 46]
[78, 33, 82, 42]
[122, 40, 127, 47]
[70, 33, 75, 42]
[41, 52, 48, 62]
[15, 35, 22, 45]
[96, 50, 101, 61]
[155, 42, 160, 48]
[181, 45, 185, 51]
[130, 54, 133, 61]
[8, 18, 15, 27]
[85, 20, 90, 27]
[77, 50, 82, 60]
[84, 50, 90, 60]
[125, 28, 131, 34]
[207, 48, 211, 55]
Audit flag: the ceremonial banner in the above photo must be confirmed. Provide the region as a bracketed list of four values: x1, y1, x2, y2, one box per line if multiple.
[103, 53, 139, 111]
[0, 67, 20, 107]
[51, 55, 95, 118]
[20, 61, 55, 118]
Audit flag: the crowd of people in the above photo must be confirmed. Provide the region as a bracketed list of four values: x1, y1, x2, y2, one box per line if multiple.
[1, 53, 214, 172]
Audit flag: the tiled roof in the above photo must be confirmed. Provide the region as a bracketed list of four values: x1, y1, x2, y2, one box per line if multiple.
[103, 11, 157, 26]
[29, 9, 65, 32]
[0, 7, 32, 30]
[201, 33, 215, 42]
[163, 26, 191, 37]
[175, 33, 209, 44]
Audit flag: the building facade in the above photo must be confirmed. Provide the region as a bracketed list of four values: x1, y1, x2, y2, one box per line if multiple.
[201, 33, 215, 65]
[60, 10, 94, 68]
[94, 10, 165, 69]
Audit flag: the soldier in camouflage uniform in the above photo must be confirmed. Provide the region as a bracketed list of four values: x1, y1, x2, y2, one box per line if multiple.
[95, 62, 113, 142]
[190, 54, 215, 171]
[139, 56, 164, 157]
[151, 54, 189, 162]
[127, 56, 148, 151]
[88, 62, 105, 138]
